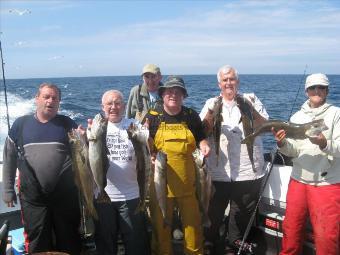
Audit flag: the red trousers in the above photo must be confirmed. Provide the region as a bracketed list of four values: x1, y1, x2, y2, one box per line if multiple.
[280, 179, 340, 255]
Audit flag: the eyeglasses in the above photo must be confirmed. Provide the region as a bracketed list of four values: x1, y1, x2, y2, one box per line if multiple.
[308, 85, 327, 91]
[103, 101, 123, 108]
[221, 77, 237, 83]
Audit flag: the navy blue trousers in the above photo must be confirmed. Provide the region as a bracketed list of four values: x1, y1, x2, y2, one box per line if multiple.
[95, 198, 150, 255]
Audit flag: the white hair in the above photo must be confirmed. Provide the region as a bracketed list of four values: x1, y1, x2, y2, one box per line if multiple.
[101, 89, 124, 104]
[217, 65, 239, 82]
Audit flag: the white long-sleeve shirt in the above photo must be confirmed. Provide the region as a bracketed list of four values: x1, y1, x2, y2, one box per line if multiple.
[279, 101, 340, 186]
[200, 93, 269, 182]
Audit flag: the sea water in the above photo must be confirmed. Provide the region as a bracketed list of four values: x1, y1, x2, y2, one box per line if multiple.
[1, 74, 339, 161]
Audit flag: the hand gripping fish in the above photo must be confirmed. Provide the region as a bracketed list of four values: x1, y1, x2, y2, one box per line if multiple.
[154, 151, 170, 226]
[192, 149, 214, 227]
[127, 122, 152, 213]
[202, 96, 223, 166]
[87, 113, 110, 203]
[242, 119, 328, 145]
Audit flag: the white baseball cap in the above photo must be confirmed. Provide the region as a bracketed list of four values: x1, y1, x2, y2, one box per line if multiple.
[305, 73, 329, 90]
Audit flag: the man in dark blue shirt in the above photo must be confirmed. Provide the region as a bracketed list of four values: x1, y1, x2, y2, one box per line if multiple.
[2, 83, 82, 254]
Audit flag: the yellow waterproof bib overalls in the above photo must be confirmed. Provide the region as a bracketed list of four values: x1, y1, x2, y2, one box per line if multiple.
[150, 116, 203, 255]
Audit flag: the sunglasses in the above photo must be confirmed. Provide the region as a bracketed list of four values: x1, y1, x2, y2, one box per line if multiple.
[308, 85, 327, 91]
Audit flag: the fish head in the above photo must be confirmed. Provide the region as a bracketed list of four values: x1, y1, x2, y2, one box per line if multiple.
[209, 96, 222, 117]
[68, 129, 77, 144]
[127, 123, 149, 145]
[89, 113, 107, 139]
[157, 151, 167, 163]
[203, 97, 223, 136]
[155, 151, 167, 173]
[192, 149, 205, 168]
[69, 129, 87, 150]
[127, 122, 138, 138]
[305, 119, 328, 138]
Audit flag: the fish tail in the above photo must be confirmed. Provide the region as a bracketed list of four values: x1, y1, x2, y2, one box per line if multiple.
[202, 215, 211, 228]
[97, 190, 111, 203]
[251, 160, 256, 173]
[88, 205, 98, 220]
[134, 200, 145, 214]
[241, 135, 254, 145]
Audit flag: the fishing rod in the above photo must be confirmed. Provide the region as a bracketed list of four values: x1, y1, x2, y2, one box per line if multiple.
[237, 66, 308, 255]
[0, 39, 11, 132]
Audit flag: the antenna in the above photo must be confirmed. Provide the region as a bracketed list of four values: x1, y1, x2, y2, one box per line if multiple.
[0, 39, 11, 132]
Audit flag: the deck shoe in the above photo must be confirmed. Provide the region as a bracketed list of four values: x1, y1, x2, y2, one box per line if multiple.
[232, 239, 256, 255]
[173, 228, 184, 241]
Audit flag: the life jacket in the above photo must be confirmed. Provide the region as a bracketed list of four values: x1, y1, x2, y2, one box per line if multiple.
[151, 109, 197, 197]
[135, 84, 163, 122]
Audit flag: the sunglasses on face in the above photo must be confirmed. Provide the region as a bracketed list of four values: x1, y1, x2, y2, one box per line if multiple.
[308, 85, 327, 91]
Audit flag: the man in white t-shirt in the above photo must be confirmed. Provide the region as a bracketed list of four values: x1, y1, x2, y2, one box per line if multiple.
[92, 90, 149, 255]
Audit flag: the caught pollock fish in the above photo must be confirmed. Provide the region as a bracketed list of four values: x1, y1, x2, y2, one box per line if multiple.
[236, 94, 256, 171]
[192, 149, 214, 227]
[87, 113, 110, 203]
[202, 96, 223, 166]
[154, 151, 169, 226]
[68, 129, 96, 239]
[242, 119, 328, 145]
[127, 123, 152, 213]
[69, 129, 97, 218]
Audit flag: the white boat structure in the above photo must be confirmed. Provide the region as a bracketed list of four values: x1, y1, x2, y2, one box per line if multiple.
[255, 153, 316, 255]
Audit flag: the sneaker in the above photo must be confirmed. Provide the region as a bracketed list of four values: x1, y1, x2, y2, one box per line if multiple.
[232, 239, 256, 255]
[173, 228, 184, 241]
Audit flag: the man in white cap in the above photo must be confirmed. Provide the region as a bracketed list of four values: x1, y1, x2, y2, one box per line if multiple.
[126, 64, 163, 122]
[272, 73, 340, 255]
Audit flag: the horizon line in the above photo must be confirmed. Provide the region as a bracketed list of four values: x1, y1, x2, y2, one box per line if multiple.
[4, 73, 340, 80]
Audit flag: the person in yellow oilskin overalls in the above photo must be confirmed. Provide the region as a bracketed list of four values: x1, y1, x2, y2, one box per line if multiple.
[144, 75, 210, 255]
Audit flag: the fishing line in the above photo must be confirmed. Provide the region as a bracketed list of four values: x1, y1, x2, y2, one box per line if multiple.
[237, 66, 308, 255]
[287, 65, 308, 120]
[0, 40, 11, 132]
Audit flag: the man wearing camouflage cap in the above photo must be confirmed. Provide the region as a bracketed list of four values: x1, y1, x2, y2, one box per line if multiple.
[145, 75, 210, 255]
[126, 64, 163, 122]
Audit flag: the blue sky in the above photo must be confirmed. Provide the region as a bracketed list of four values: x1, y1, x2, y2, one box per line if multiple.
[1, 0, 339, 79]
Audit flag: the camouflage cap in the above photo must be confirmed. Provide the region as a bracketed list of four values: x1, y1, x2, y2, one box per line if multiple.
[142, 64, 160, 75]
[159, 75, 188, 98]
